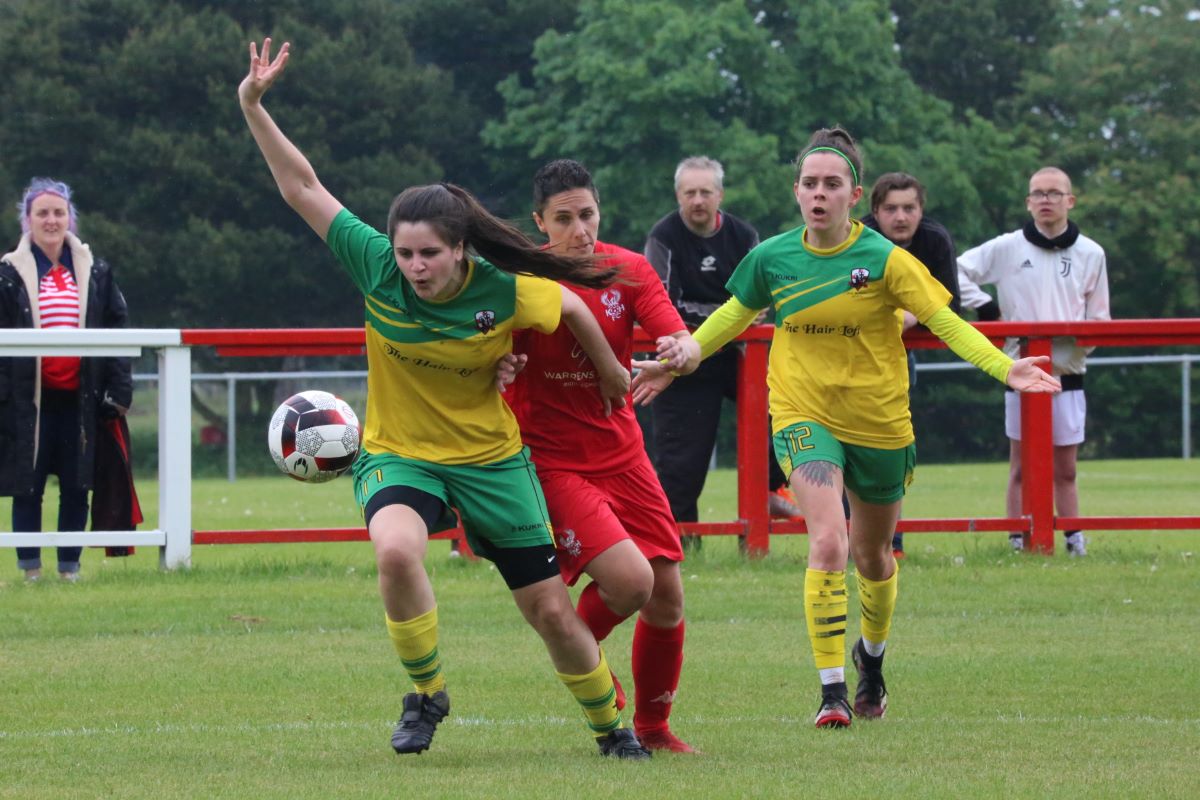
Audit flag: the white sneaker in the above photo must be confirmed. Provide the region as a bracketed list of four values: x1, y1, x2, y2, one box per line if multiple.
[1065, 532, 1088, 557]
[1009, 534, 1024, 552]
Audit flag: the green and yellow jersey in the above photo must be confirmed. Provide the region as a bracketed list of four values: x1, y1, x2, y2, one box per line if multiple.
[326, 209, 561, 464]
[727, 221, 951, 449]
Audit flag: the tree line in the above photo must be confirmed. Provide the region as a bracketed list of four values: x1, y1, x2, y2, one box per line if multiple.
[1, 0, 1196, 462]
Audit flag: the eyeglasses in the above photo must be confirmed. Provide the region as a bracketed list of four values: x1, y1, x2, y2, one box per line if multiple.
[1028, 190, 1067, 202]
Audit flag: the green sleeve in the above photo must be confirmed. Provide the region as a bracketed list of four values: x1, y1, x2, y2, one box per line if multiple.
[925, 305, 1013, 384]
[693, 297, 760, 360]
[324, 208, 396, 297]
[725, 245, 772, 310]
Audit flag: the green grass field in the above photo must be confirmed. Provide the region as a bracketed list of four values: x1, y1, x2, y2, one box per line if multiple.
[3, 460, 1198, 799]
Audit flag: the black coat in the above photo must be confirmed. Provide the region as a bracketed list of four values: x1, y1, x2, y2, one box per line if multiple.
[860, 213, 962, 315]
[0, 233, 132, 496]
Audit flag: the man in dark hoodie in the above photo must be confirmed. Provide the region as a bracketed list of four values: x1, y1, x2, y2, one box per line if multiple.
[862, 172, 962, 558]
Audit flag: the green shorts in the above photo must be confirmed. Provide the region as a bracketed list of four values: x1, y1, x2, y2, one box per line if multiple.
[352, 447, 554, 552]
[772, 421, 915, 505]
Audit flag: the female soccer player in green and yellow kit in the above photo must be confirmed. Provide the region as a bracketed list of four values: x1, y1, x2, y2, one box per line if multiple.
[635, 127, 1061, 729]
[239, 38, 653, 760]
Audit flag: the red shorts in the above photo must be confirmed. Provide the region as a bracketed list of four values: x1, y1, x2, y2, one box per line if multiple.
[539, 458, 684, 586]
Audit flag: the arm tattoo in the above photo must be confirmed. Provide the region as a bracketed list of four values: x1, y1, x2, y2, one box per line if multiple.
[795, 460, 839, 489]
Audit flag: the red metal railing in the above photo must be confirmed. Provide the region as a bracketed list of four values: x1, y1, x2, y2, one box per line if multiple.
[743, 319, 1200, 554]
[182, 320, 1200, 555]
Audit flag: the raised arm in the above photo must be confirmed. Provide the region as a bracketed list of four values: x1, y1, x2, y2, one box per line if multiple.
[238, 39, 343, 240]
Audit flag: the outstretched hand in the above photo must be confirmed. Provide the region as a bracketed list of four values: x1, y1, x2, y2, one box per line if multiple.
[238, 38, 290, 107]
[1006, 356, 1063, 393]
[631, 360, 676, 406]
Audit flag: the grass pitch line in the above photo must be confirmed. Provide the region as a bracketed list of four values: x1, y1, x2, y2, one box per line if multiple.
[0, 714, 578, 742]
[6, 710, 1193, 743]
[0, 719, 377, 740]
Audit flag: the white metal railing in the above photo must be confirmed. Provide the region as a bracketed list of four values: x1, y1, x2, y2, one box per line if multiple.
[0, 329, 192, 569]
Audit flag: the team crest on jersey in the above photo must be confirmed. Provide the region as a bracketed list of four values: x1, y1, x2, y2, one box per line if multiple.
[849, 267, 871, 290]
[557, 527, 583, 557]
[1059, 255, 1073, 277]
[474, 309, 496, 334]
[600, 289, 626, 321]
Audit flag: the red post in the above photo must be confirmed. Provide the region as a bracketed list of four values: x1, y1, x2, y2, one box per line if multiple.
[1021, 337, 1056, 553]
[737, 332, 772, 556]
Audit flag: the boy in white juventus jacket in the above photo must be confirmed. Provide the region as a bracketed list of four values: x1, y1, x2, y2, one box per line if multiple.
[958, 167, 1110, 555]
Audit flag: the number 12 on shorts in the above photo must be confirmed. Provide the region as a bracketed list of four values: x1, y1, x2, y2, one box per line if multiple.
[785, 425, 815, 453]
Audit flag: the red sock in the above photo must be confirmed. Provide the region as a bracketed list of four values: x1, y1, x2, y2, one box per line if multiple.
[575, 581, 629, 642]
[632, 618, 685, 734]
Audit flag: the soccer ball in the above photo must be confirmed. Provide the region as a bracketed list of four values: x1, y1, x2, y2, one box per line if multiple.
[267, 390, 362, 483]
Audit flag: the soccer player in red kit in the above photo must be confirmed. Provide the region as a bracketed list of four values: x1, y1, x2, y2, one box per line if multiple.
[499, 159, 701, 753]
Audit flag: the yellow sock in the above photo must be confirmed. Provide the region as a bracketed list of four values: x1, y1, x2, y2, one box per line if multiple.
[556, 647, 622, 738]
[857, 564, 899, 647]
[804, 569, 848, 670]
[385, 606, 446, 695]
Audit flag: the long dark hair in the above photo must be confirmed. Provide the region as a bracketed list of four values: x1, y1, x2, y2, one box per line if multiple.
[386, 183, 616, 289]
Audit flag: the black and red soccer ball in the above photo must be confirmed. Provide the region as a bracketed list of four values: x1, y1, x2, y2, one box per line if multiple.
[267, 390, 361, 482]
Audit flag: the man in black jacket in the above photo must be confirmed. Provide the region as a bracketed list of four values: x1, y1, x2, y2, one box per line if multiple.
[862, 172, 962, 557]
[644, 157, 797, 548]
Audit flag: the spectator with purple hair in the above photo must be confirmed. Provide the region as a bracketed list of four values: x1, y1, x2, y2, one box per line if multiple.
[1, 178, 132, 581]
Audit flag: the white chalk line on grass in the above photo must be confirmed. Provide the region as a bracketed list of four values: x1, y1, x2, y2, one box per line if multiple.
[1, 712, 1196, 742]
[0, 716, 571, 742]
[1, 719, 376, 741]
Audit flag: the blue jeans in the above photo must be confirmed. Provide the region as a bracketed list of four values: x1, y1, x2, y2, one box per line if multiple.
[14, 389, 89, 574]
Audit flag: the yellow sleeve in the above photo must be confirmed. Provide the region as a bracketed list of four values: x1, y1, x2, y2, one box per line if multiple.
[693, 297, 761, 360]
[925, 306, 1013, 384]
[513, 274, 562, 334]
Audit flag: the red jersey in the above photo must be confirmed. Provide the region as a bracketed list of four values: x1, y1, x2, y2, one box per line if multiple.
[509, 241, 684, 475]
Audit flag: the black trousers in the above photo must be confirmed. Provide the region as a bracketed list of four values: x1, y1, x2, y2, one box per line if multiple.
[14, 389, 89, 573]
